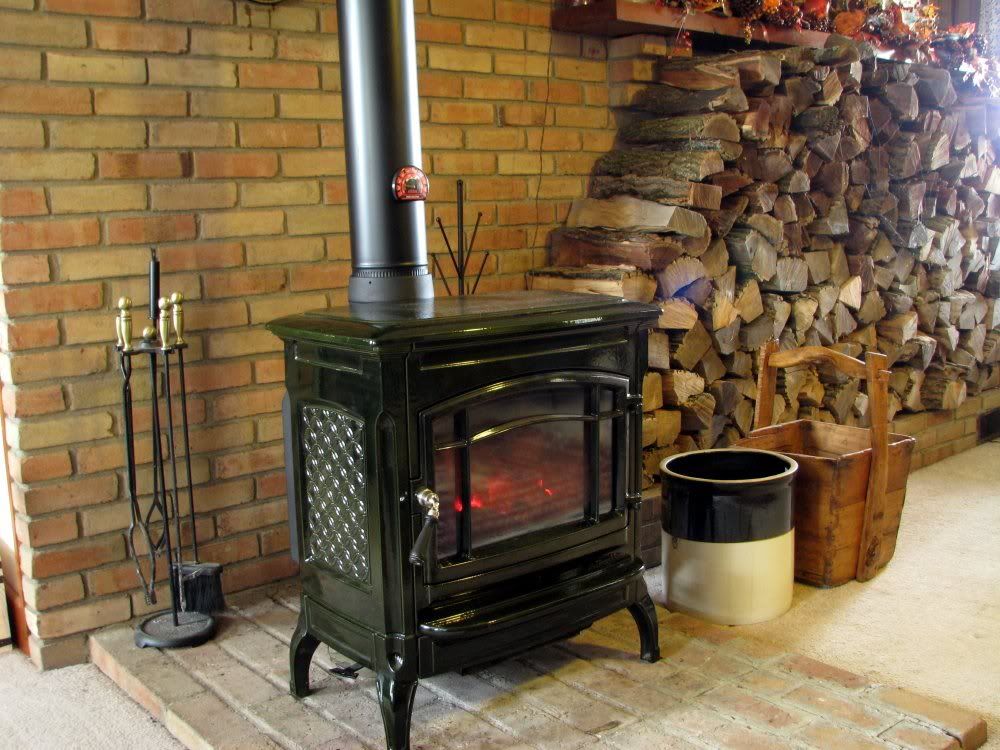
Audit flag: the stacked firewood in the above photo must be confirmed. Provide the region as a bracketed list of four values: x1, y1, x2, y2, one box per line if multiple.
[528, 37, 1000, 487]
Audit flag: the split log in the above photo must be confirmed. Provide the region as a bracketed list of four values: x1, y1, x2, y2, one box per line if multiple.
[657, 298, 698, 330]
[567, 196, 709, 237]
[762, 257, 809, 293]
[662, 370, 705, 405]
[725, 228, 777, 281]
[620, 83, 749, 115]
[619, 113, 741, 144]
[527, 266, 657, 302]
[657, 256, 707, 298]
[594, 149, 725, 182]
[922, 368, 967, 409]
[670, 321, 713, 370]
[648, 331, 671, 370]
[589, 175, 723, 209]
[877, 312, 919, 344]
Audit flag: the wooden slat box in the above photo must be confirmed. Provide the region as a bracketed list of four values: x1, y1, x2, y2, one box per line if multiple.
[739, 420, 915, 587]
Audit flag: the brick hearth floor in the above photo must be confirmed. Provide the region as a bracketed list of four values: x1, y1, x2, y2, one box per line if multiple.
[89, 581, 987, 750]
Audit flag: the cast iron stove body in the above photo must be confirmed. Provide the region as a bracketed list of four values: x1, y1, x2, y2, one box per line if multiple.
[269, 292, 661, 749]
[267, 1, 661, 747]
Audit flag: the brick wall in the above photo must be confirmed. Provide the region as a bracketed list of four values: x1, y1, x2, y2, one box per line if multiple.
[0, 0, 615, 667]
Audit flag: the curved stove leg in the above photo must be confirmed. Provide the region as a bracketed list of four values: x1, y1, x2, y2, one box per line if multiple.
[628, 592, 660, 663]
[377, 670, 418, 750]
[290, 612, 320, 698]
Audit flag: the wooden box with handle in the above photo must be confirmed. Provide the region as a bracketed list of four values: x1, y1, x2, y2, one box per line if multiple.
[737, 341, 916, 587]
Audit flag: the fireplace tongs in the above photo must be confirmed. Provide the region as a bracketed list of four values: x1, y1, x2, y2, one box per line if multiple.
[408, 488, 440, 567]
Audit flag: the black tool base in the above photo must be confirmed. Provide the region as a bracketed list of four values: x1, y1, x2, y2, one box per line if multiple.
[135, 611, 216, 649]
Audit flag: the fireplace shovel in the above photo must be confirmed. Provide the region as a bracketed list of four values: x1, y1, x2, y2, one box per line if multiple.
[160, 294, 226, 616]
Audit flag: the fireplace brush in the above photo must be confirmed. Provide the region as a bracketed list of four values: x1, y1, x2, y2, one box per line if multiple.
[115, 250, 223, 649]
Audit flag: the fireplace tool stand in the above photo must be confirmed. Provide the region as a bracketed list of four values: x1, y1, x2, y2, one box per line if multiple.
[115, 289, 217, 649]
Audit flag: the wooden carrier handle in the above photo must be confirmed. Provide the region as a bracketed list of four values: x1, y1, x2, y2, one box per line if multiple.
[753, 340, 891, 582]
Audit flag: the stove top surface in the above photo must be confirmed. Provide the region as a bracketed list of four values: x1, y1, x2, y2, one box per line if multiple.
[268, 290, 660, 347]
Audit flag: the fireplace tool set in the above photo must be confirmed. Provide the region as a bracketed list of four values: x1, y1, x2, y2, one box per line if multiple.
[115, 250, 224, 649]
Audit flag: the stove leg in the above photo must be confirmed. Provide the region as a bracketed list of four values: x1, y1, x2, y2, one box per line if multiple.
[290, 614, 320, 698]
[376, 670, 417, 750]
[628, 593, 660, 663]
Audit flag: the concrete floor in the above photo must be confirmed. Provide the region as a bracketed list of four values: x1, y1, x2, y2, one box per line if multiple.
[0, 441, 997, 748]
[651, 440, 1000, 747]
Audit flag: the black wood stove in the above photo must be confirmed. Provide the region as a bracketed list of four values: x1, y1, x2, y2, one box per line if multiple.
[267, 2, 661, 748]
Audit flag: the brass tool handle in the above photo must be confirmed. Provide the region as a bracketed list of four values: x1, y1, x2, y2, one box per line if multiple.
[408, 488, 440, 567]
[170, 292, 185, 346]
[117, 297, 133, 352]
[157, 296, 171, 349]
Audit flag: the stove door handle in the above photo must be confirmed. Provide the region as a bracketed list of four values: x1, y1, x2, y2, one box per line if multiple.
[409, 489, 440, 567]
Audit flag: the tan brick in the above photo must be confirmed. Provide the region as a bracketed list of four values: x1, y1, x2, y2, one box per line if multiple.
[428, 45, 492, 73]
[216, 499, 286, 536]
[241, 180, 320, 208]
[430, 101, 496, 125]
[260, 526, 290, 555]
[204, 269, 286, 299]
[2, 384, 64, 419]
[49, 184, 146, 214]
[59, 248, 148, 281]
[190, 28, 274, 58]
[191, 91, 274, 118]
[185, 361, 254, 394]
[416, 17, 463, 44]
[465, 24, 524, 49]
[3, 49, 42, 80]
[279, 92, 342, 120]
[221, 553, 297, 593]
[27, 596, 130, 638]
[1, 187, 47, 218]
[6, 346, 106, 385]
[0, 256, 50, 286]
[288, 261, 350, 291]
[554, 57, 606, 82]
[880, 720, 960, 750]
[92, 19, 188, 52]
[253, 360, 284, 386]
[245, 236, 323, 266]
[85, 560, 148, 596]
[501, 102, 553, 126]
[194, 152, 278, 179]
[147, 0, 232, 24]
[787, 685, 895, 732]
[239, 121, 318, 149]
[248, 293, 326, 324]
[0, 152, 95, 182]
[76, 435, 151, 474]
[95, 88, 187, 116]
[107, 214, 196, 245]
[0, 10, 87, 47]
[497, 153, 553, 175]
[22, 574, 85, 611]
[1, 281, 101, 320]
[50, 120, 146, 150]
[429, 0, 492, 19]
[494, 52, 549, 77]
[285, 205, 347, 236]
[149, 58, 236, 88]
[255, 414, 283, 442]
[47, 52, 146, 84]
[322, 179, 348, 204]
[202, 209, 284, 239]
[78, 501, 130, 536]
[16, 512, 78, 548]
[151, 183, 237, 211]
[463, 73, 529, 100]
[281, 151, 344, 177]
[14, 473, 117, 517]
[151, 121, 235, 148]
[9, 450, 73, 484]
[434, 152, 496, 175]
[0, 118, 44, 148]
[699, 686, 809, 731]
[45, 0, 140, 15]
[160, 243, 244, 273]
[239, 61, 319, 90]
[206, 329, 280, 359]
[2, 217, 100, 252]
[779, 654, 868, 690]
[277, 35, 337, 65]
[796, 722, 887, 750]
[554, 104, 607, 128]
[495, 0, 548, 25]
[99, 151, 192, 179]
[876, 689, 987, 748]
[319, 122, 344, 147]
[529, 79, 583, 104]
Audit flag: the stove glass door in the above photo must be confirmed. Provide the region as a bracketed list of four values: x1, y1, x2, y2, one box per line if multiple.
[423, 373, 627, 564]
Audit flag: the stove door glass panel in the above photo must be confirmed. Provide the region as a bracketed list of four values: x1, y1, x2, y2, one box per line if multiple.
[430, 380, 623, 561]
